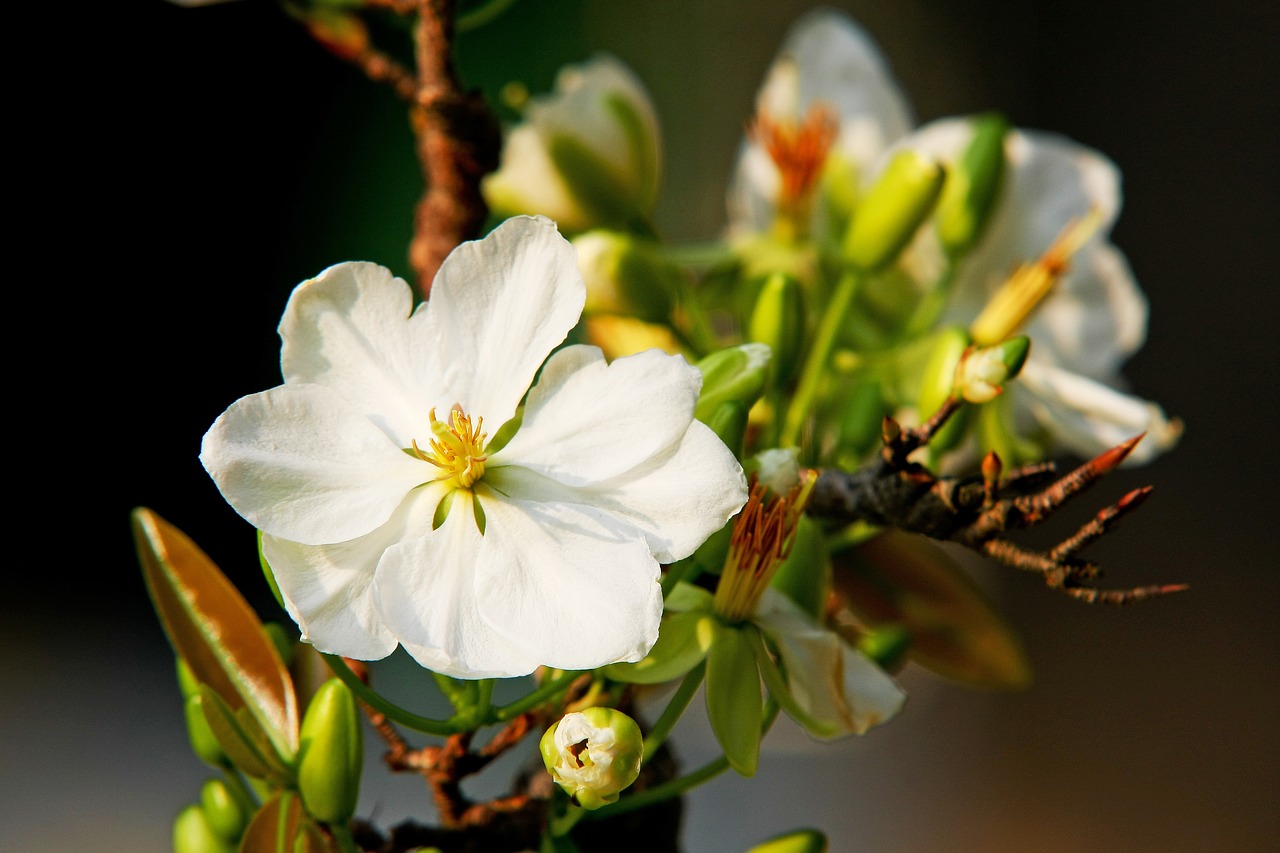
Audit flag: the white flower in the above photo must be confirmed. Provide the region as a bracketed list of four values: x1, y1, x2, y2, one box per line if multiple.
[200, 216, 747, 679]
[730, 8, 1179, 464]
[539, 707, 644, 809]
[482, 55, 662, 234]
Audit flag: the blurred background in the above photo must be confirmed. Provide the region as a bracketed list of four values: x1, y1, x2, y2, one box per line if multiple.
[7, 0, 1277, 850]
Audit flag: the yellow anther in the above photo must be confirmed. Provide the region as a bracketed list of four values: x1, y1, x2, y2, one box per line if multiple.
[411, 406, 488, 490]
[970, 208, 1105, 346]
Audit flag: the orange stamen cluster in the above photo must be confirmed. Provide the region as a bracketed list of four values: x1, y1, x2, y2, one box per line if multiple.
[751, 103, 839, 228]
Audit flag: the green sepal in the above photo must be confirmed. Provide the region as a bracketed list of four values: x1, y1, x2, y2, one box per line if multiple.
[706, 622, 763, 777]
[603, 610, 715, 684]
[843, 150, 945, 273]
[297, 678, 364, 825]
[748, 272, 807, 387]
[694, 343, 772, 424]
[747, 828, 829, 853]
[936, 112, 1009, 257]
[198, 684, 294, 785]
[548, 133, 637, 230]
[173, 803, 236, 853]
[258, 531, 286, 612]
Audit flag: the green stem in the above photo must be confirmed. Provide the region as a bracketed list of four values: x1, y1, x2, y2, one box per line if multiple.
[456, 0, 521, 31]
[782, 269, 862, 447]
[660, 239, 737, 269]
[329, 823, 361, 853]
[902, 260, 959, 339]
[322, 655, 461, 736]
[433, 672, 476, 716]
[492, 669, 584, 721]
[641, 661, 706, 768]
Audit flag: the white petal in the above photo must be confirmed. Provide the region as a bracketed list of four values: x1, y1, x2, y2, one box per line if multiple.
[472, 493, 664, 672]
[493, 346, 700, 485]
[374, 504, 542, 679]
[421, 216, 585, 429]
[258, 491, 439, 662]
[754, 589, 906, 737]
[200, 384, 430, 545]
[491, 418, 747, 565]
[1017, 360, 1183, 465]
[280, 261, 434, 448]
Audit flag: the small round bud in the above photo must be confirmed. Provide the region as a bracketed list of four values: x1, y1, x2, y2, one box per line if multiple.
[199, 778, 248, 842]
[297, 678, 363, 825]
[955, 337, 1031, 404]
[173, 803, 235, 853]
[184, 693, 229, 769]
[843, 150, 946, 272]
[917, 326, 973, 454]
[539, 708, 644, 810]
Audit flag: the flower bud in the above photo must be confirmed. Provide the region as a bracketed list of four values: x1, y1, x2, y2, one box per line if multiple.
[935, 112, 1009, 257]
[573, 230, 677, 323]
[842, 150, 945, 273]
[199, 778, 248, 842]
[955, 337, 1030, 404]
[702, 400, 750, 460]
[916, 326, 973, 454]
[173, 803, 235, 853]
[748, 272, 807, 387]
[749, 828, 829, 853]
[297, 678, 363, 825]
[482, 55, 661, 233]
[694, 343, 772, 424]
[184, 693, 230, 769]
[539, 708, 644, 809]
[836, 379, 888, 464]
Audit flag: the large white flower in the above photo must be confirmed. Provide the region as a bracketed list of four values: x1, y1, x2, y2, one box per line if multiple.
[200, 215, 747, 679]
[730, 8, 1179, 464]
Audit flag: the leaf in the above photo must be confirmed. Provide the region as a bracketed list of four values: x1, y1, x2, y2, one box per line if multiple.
[705, 622, 763, 777]
[133, 507, 299, 761]
[831, 530, 1033, 691]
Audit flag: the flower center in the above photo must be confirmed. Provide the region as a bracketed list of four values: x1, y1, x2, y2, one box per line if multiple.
[411, 405, 488, 491]
[712, 470, 817, 624]
[751, 103, 838, 239]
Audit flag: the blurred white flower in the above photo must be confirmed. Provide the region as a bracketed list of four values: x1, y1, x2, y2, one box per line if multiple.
[201, 215, 746, 678]
[483, 55, 662, 234]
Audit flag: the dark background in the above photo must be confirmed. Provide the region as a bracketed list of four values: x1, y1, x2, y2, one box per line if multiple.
[6, 1, 1277, 850]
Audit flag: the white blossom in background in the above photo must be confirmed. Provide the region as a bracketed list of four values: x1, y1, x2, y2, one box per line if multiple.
[730, 7, 1179, 463]
[201, 215, 747, 679]
[483, 55, 662, 234]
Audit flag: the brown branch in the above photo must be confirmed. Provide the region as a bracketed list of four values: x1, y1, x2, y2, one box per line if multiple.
[807, 399, 1189, 604]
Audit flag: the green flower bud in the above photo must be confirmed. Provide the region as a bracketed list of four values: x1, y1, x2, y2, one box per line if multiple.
[173, 803, 235, 853]
[184, 693, 229, 769]
[954, 336, 1031, 404]
[176, 657, 200, 700]
[748, 828, 829, 853]
[836, 379, 888, 464]
[573, 230, 677, 323]
[702, 400, 750, 460]
[694, 343, 772, 424]
[748, 272, 806, 387]
[843, 150, 946, 272]
[935, 113, 1009, 257]
[297, 678, 363, 825]
[539, 707, 644, 810]
[917, 326, 973, 455]
[199, 778, 248, 842]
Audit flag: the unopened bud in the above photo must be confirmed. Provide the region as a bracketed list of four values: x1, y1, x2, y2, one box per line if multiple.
[173, 803, 235, 853]
[540, 708, 644, 809]
[917, 326, 973, 454]
[955, 337, 1030, 404]
[184, 693, 229, 769]
[749, 828, 829, 853]
[748, 272, 807, 386]
[935, 113, 1009, 257]
[694, 343, 772, 424]
[199, 778, 248, 842]
[836, 380, 888, 463]
[297, 678, 363, 825]
[843, 150, 945, 272]
[702, 400, 750, 459]
[573, 230, 677, 322]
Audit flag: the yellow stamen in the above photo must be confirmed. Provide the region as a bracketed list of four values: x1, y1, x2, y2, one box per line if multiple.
[970, 208, 1105, 346]
[712, 470, 817, 623]
[409, 405, 488, 490]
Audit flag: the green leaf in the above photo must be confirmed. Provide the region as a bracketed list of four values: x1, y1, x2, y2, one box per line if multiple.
[133, 508, 299, 762]
[705, 622, 763, 777]
[833, 530, 1032, 691]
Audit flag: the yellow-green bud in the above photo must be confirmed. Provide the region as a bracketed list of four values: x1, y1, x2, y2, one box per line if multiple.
[748, 272, 806, 387]
[917, 326, 974, 454]
[843, 150, 946, 272]
[702, 400, 749, 459]
[199, 779, 248, 842]
[954, 337, 1030, 404]
[184, 693, 229, 769]
[176, 657, 200, 699]
[935, 113, 1009, 257]
[539, 707, 644, 810]
[749, 828, 829, 853]
[573, 230, 677, 323]
[297, 678, 363, 825]
[694, 343, 772, 424]
[173, 803, 235, 853]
